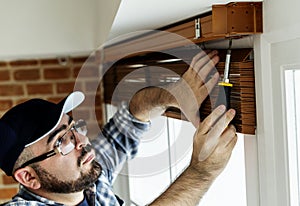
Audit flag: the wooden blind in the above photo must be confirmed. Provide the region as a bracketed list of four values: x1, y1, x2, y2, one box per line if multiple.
[102, 48, 256, 134]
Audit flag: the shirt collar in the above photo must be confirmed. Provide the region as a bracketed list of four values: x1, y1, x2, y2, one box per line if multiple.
[17, 184, 96, 205]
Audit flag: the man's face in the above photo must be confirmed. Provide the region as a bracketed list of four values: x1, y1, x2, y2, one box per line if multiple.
[29, 114, 101, 193]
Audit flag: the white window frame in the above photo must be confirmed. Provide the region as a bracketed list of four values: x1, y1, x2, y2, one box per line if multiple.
[254, 31, 300, 206]
[253, 35, 288, 206]
[283, 66, 300, 206]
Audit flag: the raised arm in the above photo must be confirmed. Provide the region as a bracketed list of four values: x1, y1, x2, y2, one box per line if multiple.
[150, 106, 237, 205]
[129, 50, 220, 125]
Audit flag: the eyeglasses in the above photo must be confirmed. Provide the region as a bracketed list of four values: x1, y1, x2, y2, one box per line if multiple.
[19, 119, 87, 169]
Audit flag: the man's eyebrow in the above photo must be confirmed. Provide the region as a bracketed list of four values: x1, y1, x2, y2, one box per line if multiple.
[47, 116, 73, 145]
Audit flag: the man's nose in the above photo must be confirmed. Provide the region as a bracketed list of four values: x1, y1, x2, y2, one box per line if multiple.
[74, 130, 89, 150]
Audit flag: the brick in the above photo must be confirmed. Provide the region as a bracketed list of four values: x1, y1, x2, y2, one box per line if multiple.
[73, 67, 80, 78]
[70, 109, 90, 121]
[73, 65, 99, 78]
[27, 83, 53, 95]
[14, 69, 40, 80]
[56, 82, 75, 94]
[47, 96, 65, 103]
[71, 56, 88, 64]
[0, 187, 18, 199]
[0, 62, 7, 67]
[44, 67, 71, 79]
[81, 94, 101, 107]
[85, 81, 101, 92]
[15, 98, 31, 105]
[0, 85, 23, 96]
[95, 94, 102, 106]
[10, 59, 38, 67]
[72, 82, 84, 93]
[95, 107, 103, 122]
[41, 58, 60, 65]
[0, 70, 10, 81]
[2, 175, 17, 185]
[0, 100, 13, 111]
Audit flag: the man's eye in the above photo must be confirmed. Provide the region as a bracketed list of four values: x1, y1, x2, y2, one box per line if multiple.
[55, 137, 63, 146]
[56, 132, 68, 145]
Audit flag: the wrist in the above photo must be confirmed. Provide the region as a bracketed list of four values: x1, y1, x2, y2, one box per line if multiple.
[186, 164, 216, 182]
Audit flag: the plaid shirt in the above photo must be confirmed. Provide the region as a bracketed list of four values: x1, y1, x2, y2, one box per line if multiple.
[3, 102, 150, 206]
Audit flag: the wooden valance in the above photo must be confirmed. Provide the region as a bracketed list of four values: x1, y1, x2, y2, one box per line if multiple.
[103, 2, 262, 63]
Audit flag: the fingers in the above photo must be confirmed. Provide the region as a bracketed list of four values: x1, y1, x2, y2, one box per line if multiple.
[211, 108, 236, 137]
[190, 51, 207, 67]
[226, 133, 238, 151]
[188, 50, 220, 105]
[199, 105, 227, 134]
[220, 124, 237, 148]
[197, 72, 219, 104]
[190, 50, 220, 78]
[197, 108, 236, 161]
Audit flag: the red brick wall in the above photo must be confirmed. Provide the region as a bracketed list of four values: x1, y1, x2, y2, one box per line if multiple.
[0, 54, 104, 202]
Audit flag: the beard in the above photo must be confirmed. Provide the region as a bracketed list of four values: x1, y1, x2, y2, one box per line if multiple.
[32, 145, 102, 193]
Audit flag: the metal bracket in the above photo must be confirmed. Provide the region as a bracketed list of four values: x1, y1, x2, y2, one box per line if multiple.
[194, 18, 201, 39]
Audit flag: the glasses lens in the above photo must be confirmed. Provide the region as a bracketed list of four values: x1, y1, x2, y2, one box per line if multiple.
[59, 129, 76, 155]
[74, 119, 87, 136]
[57, 119, 87, 156]
[61, 142, 75, 155]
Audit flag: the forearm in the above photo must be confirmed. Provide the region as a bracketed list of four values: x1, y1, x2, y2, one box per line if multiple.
[150, 166, 215, 206]
[129, 86, 178, 122]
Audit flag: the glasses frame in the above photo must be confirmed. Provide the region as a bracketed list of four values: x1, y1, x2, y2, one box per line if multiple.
[18, 119, 87, 169]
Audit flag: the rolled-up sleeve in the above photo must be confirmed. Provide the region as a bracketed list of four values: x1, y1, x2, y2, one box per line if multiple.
[91, 102, 151, 183]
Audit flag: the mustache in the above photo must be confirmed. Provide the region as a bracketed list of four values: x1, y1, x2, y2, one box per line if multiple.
[77, 144, 93, 166]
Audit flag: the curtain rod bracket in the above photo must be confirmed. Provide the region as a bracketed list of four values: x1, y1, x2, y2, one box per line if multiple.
[194, 18, 201, 39]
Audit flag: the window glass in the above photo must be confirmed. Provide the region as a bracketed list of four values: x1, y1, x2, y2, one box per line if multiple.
[199, 133, 247, 206]
[128, 116, 247, 206]
[128, 116, 172, 205]
[284, 68, 300, 206]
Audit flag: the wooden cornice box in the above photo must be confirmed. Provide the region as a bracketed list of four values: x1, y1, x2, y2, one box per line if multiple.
[212, 2, 263, 37]
[103, 2, 262, 63]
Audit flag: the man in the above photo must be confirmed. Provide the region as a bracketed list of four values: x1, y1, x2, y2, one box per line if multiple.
[0, 50, 237, 205]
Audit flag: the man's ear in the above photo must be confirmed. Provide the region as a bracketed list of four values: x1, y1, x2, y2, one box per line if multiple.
[14, 167, 41, 190]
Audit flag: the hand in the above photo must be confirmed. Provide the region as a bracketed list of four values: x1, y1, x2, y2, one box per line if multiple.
[149, 106, 237, 205]
[167, 50, 220, 127]
[190, 105, 237, 177]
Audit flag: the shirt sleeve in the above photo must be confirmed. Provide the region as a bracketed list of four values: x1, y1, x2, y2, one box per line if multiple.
[91, 102, 151, 184]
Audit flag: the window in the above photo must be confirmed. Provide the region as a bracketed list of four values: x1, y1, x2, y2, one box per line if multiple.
[108, 107, 248, 206]
[284, 67, 300, 206]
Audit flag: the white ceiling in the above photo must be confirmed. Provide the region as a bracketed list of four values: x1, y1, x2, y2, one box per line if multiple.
[108, 0, 259, 40]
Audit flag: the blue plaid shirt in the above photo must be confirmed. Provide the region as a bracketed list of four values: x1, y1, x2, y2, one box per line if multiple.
[3, 102, 150, 206]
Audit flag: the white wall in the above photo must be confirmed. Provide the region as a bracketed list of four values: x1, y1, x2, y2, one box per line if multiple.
[0, 0, 120, 60]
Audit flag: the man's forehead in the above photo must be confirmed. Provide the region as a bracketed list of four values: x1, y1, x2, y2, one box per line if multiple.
[32, 114, 72, 147]
[46, 115, 73, 144]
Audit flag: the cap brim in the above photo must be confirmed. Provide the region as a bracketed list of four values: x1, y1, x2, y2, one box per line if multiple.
[25, 91, 85, 147]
